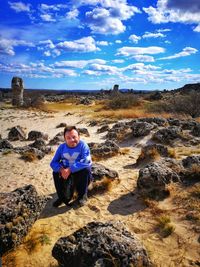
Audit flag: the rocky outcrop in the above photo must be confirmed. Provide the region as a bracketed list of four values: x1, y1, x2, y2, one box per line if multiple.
[49, 132, 64, 145]
[153, 126, 182, 145]
[28, 139, 52, 154]
[78, 128, 90, 137]
[0, 139, 14, 150]
[136, 144, 170, 165]
[52, 221, 152, 267]
[131, 122, 155, 137]
[8, 126, 26, 141]
[89, 141, 120, 159]
[137, 159, 181, 200]
[28, 130, 48, 141]
[91, 163, 118, 181]
[97, 125, 110, 133]
[191, 124, 200, 137]
[0, 185, 47, 255]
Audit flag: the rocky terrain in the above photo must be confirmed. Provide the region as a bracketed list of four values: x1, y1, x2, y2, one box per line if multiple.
[0, 90, 200, 267]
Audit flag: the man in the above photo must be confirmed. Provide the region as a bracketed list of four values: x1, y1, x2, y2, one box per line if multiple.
[50, 126, 92, 207]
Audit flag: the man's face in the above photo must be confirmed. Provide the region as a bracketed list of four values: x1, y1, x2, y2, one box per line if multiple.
[64, 129, 80, 148]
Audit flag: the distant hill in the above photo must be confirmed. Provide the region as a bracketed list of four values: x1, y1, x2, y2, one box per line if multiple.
[174, 83, 200, 94]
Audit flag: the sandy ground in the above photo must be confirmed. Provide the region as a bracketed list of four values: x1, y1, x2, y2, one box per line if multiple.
[0, 104, 199, 267]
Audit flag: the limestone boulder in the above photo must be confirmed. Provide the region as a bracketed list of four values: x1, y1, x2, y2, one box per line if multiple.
[52, 221, 152, 267]
[91, 163, 118, 181]
[153, 126, 182, 145]
[89, 141, 120, 159]
[131, 122, 155, 137]
[8, 126, 26, 141]
[28, 130, 48, 141]
[0, 185, 47, 255]
[137, 160, 181, 200]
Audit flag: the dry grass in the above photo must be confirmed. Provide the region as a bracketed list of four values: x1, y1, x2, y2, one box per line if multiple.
[143, 198, 164, 216]
[88, 177, 118, 196]
[23, 226, 51, 254]
[174, 146, 200, 160]
[20, 151, 38, 162]
[173, 184, 200, 226]
[155, 215, 175, 238]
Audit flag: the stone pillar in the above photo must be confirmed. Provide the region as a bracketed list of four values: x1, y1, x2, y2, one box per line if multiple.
[113, 84, 119, 92]
[11, 76, 24, 106]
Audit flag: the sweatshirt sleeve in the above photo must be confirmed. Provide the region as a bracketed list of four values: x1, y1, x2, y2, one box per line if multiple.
[70, 142, 92, 173]
[50, 144, 63, 172]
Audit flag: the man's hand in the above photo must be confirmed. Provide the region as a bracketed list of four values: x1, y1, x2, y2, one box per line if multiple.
[60, 167, 71, 180]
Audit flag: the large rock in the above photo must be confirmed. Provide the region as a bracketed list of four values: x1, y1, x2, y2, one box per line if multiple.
[8, 126, 26, 141]
[52, 221, 152, 267]
[0, 139, 14, 150]
[89, 141, 120, 159]
[136, 144, 170, 165]
[137, 160, 181, 200]
[131, 122, 154, 137]
[153, 126, 182, 145]
[28, 139, 52, 154]
[27, 130, 48, 141]
[191, 124, 200, 137]
[182, 155, 200, 168]
[0, 185, 47, 255]
[91, 163, 118, 181]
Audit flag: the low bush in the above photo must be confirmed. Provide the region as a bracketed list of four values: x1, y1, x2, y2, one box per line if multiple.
[107, 93, 140, 110]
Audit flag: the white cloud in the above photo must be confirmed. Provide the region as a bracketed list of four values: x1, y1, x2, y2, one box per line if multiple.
[133, 55, 155, 62]
[124, 63, 160, 71]
[115, 40, 122, 44]
[82, 0, 140, 35]
[40, 14, 56, 22]
[0, 38, 34, 56]
[129, 34, 141, 44]
[112, 59, 124, 63]
[39, 40, 55, 49]
[142, 32, 165, 38]
[160, 47, 198, 60]
[56, 36, 100, 53]
[53, 59, 106, 68]
[117, 46, 165, 56]
[40, 4, 68, 11]
[86, 7, 126, 34]
[66, 9, 79, 19]
[96, 41, 109, 46]
[89, 63, 120, 75]
[8, 1, 31, 12]
[194, 24, 200, 32]
[144, 0, 200, 30]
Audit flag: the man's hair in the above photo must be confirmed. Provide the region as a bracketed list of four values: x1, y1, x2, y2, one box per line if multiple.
[64, 126, 79, 136]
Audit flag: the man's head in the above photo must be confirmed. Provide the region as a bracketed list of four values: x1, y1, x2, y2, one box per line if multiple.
[64, 126, 80, 148]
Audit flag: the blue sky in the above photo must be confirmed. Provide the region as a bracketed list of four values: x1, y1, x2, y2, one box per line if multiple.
[0, 0, 200, 91]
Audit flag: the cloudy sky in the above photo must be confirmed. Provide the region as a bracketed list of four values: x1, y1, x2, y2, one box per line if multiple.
[0, 0, 200, 91]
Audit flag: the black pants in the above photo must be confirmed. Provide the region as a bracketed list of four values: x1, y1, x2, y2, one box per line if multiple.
[53, 168, 92, 202]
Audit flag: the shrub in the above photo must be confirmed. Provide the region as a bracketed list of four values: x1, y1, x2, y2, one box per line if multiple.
[107, 93, 139, 110]
[148, 90, 200, 118]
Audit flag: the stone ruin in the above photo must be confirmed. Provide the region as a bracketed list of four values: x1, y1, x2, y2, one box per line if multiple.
[11, 76, 24, 107]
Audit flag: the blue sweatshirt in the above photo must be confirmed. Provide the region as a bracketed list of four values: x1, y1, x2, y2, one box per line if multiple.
[50, 140, 92, 173]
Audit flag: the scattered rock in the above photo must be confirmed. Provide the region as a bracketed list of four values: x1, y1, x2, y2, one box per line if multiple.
[89, 141, 120, 159]
[131, 122, 155, 137]
[91, 163, 119, 181]
[27, 130, 48, 141]
[8, 126, 26, 141]
[153, 126, 182, 145]
[52, 221, 152, 267]
[0, 139, 14, 150]
[0, 184, 47, 255]
[56, 122, 67, 128]
[137, 160, 181, 200]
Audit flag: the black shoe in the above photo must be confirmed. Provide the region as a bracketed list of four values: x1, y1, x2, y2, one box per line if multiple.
[63, 199, 71, 206]
[78, 194, 88, 206]
[53, 198, 63, 207]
